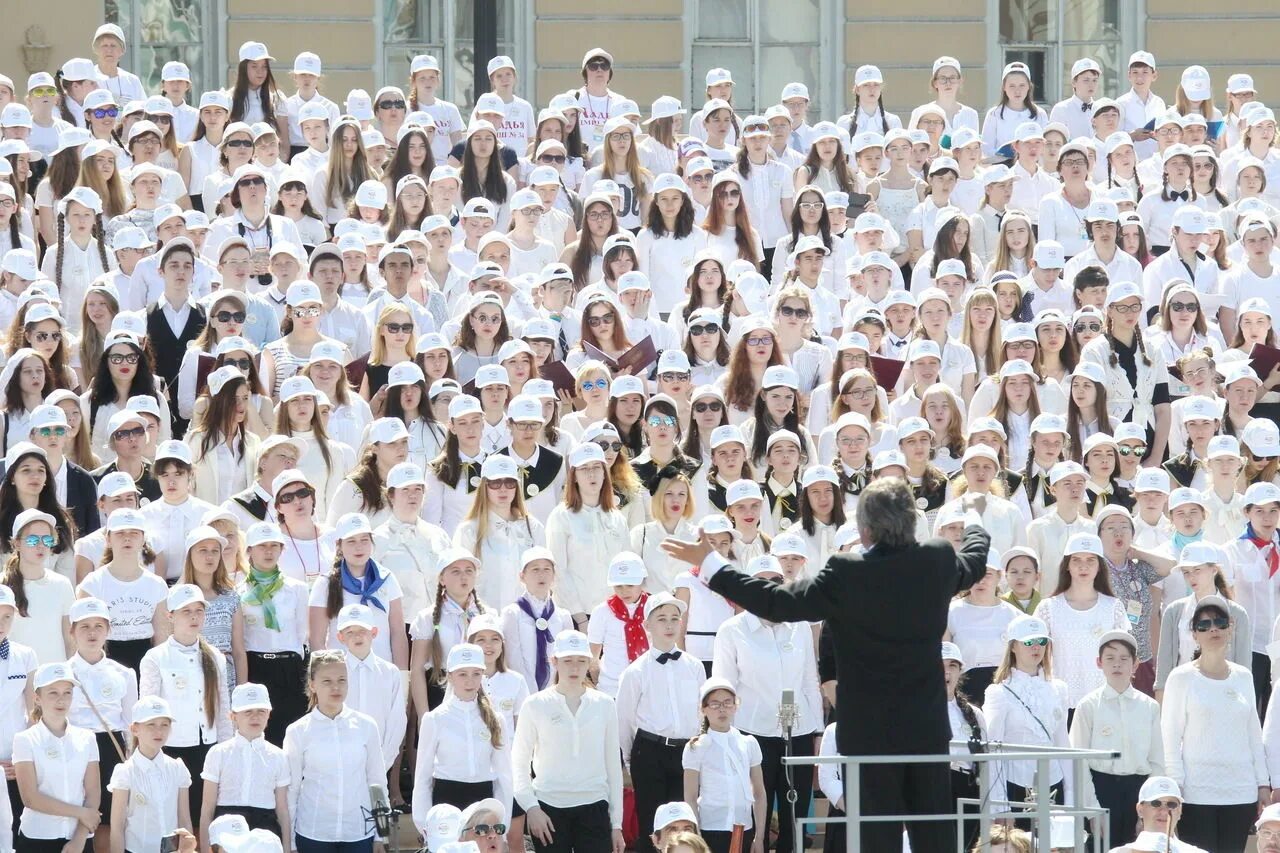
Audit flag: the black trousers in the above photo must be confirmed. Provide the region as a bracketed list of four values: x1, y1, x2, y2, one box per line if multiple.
[165, 742, 213, 832]
[94, 730, 126, 825]
[704, 828, 755, 853]
[247, 651, 307, 747]
[107, 637, 153, 679]
[7, 777, 19, 840]
[530, 800, 613, 853]
[854, 761, 954, 852]
[751, 732, 817, 853]
[215, 804, 281, 834]
[432, 778, 494, 811]
[16, 835, 83, 852]
[820, 804, 845, 853]
[950, 768, 981, 851]
[1090, 770, 1144, 846]
[1256, 652, 1273, 720]
[630, 734, 687, 853]
[760, 247, 776, 284]
[1179, 802, 1257, 852]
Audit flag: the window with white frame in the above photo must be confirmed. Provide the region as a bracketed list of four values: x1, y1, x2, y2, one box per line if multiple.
[997, 0, 1129, 102]
[691, 0, 826, 117]
[104, 0, 212, 95]
[383, 0, 518, 108]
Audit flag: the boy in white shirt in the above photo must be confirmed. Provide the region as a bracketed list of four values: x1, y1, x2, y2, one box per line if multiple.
[1115, 51, 1166, 161]
[1009, 123, 1060, 221]
[1050, 58, 1102, 140]
[284, 53, 341, 159]
[335, 604, 407, 774]
[1020, 241, 1074, 317]
[587, 553, 650, 696]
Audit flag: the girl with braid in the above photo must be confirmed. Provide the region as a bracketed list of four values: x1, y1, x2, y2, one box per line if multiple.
[410, 548, 488, 712]
[39, 186, 114, 336]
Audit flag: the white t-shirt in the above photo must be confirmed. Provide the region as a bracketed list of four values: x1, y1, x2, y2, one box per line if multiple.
[9, 573, 74, 664]
[307, 570, 404, 663]
[77, 567, 170, 642]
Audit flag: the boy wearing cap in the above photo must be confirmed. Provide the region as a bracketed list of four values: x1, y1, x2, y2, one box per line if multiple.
[1115, 53, 1165, 159]
[1020, 241, 1072, 317]
[1027, 462, 1096, 597]
[1062, 201, 1143, 288]
[1069, 630, 1163, 844]
[334, 604, 407, 773]
[139, 440, 218, 581]
[649, 802, 698, 852]
[1218, 216, 1280, 341]
[587, 553, 651, 696]
[1049, 59, 1102, 140]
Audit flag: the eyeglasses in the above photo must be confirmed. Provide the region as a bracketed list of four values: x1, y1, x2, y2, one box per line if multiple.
[238, 177, 267, 188]
[779, 305, 811, 320]
[36, 426, 67, 438]
[145, 114, 172, 125]
[378, 99, 407, 110]
[107, 353, 141, 365]
[224, 357, 253, 371]
[225, 138, 254, 149]
[33, 331, 61, 343]
[1192, 616, 1230, 632]
[1021, 637, 1049, 647]
[277, 486, 315, 505]
[1117, 445, 1147, 457]
[843, 387, 876, 399]
[586, 60, 611, 71]
[467, 824, 508, 838]
[1259, 828, 1280, 843]
[704, 699, 737, 711]
[798, 201, 825, 211]
[539, 154, 566, 164]
[689, 323, 721, 337]
[721, 188, 742, 199]
[1168, 300, 1199, 313]
[1111, 303, 1143, 314]
[22, 534, 56, 548]
[487, 478, 518, 490]
[934, 75, 961, 85]
[587, 312, 616, 327]
[29, 87, 57, 98]
[384, 322, 414, 334]
[659, 371, 691, 383]
[1073, 322, 1102, 333]
[746, 335, 773, 347]
[112, 426, 146, 442]
[1145, 799, 1180, 811]
[580, 378, 608, 392]
[91, 107, 120, 120]
[473, 313, 503, 325]
[293, 307, 323, 318]
[837, 436, 868, 448]
[512, 422, 540, 433]
[586, 210, 613, 223]
[1058, 157, 1089, 169]
[214, 310, 247, 324]
[647, 415, 677, 428]
[1182, 365, 1211, 379]
[693, 401, 723, 414]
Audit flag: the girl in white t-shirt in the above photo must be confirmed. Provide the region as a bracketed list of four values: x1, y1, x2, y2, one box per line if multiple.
[681, 677, 765, 853]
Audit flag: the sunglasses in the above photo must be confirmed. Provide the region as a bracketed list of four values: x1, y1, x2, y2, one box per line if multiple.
[91, 107, 120, 120]
[1021, 637, 1048, 647]
[587, 312, 616, 328]
[586, 60, 611, 71]
[486, 478, 518, 490]
[746, 335, 773, 347]
[595, 440, 622, 453]
[378, 100, 407, 110]
[225, 138, 254, 149]
[1111, 303, 1143, 314]
[1168, 301, 1199, 313]
[467, 824, 508, 838]
[779, 305, 811, 320]
[580, 378, 608, 392]
[214, 310, 247, 324]
[1117, 445, 1147, 457]
[33, 331, 61, 343]
[659, 371, 691, 383]
[112, 426, 147, 442]
[693, 401, 723, 414]
[539, 154, 566, 164]
[647, 415, 677, 428]
[224, 357, 253, 371]
[36, 426, 67, 438]
[30, 87, 57, 98]
[721, 188, 742, 199]
[107, 353, 141, 365]
[384, 322, 414, 334]
[293, 307, 323, 318]
[277, 486, 315, 505]
[145, 114, 172, 125]
[23, 534, 56, 548]
[689, 323, 721, 337]
[238, 177, 267, 188]
[1145, 799, 1180, 811]
[1073, 322, 1102, 333]
[1192, 616, 1229, 632]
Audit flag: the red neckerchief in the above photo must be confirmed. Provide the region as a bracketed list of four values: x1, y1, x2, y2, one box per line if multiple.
[1244, 524, 1280, 578]
[607, 593, 650, 661]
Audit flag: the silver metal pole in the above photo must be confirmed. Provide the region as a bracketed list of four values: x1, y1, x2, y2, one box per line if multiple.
[845, 758, 860, 853]
[979, 759, 993, 853]
[1073, 757, 1086, 853]
[1036, 758, 1052, 853]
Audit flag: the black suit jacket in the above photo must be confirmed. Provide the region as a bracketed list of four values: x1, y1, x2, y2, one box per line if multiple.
[146, 301, 207, 436]
[708, 525, 990, 756]
[65, 461, 100, 537]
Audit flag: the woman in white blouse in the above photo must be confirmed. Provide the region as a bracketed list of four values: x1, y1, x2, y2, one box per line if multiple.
[423, 394, 489, 532]
[544, 443, 630, 630]
[184, 366, 262, 505]
[283, 649, 386, 853]
[454, 455, 546, 611]
[1161, 596, 1269, 852]
[371, 462, 453, 630]
[1032, 533, 1130, 711]
[630, 471, 698, 593]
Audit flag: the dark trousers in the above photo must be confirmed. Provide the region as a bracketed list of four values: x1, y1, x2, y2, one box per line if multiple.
[530, 800, 613, 853]
[432, 778, 494, 811]
[760, 247, 776, 284]
[1256, 652, 1273, 719]
[950, 768, 981, 851]
[1089, 770, 1145, 847]
[820, 804, 845, 853]
[960, 666, 996, 708]
[16, 835, 83, 852]
[165, 742, 212, 832]
[294, 837, 374, 853]
[94, 730, 126, 825]
[215, 804, 281, 834]
[1179, 802, 1257, 852]
[854, 761, 955, 852]
[7, 777, 19, 840]
[752, 732, 817, 853]
[247, 651, 307, 746]
[704, 828, 755, 853]
[630, 734, 687, 853]
[107, 637, 153, 679]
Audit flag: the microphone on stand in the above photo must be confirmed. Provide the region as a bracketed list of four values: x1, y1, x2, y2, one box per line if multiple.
[777, 688, 798, 735]
[369, 782, 394, 840]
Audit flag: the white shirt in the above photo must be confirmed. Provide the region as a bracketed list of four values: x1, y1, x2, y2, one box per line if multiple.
[501, 595, 574, 691]
[681, 727, 762, 831]
[1162, 662, 1267, 804]
[107, 749, 192, 853]
[454, 514, 546, 611]
[615, 646, 705, 759]
[1034, 594, 1130, 706]
[138, 637, 233, 746]
[410, 597, 483, 677]
[237, 571, 309, 654]
[285, 705, 386, 842]
[307, 570, 404, 663]
[412, 693, 513, 829]
[712, 611, 822, 737]
[1115, 89, 1167, 161]
[12, 720, 99, 840]
[672, 569, 736, 661]
[372, 516, 452, 624]
[9, 572, 74, 664]
[1226, 537, 1280, 654]
[483, 669, 529, 733]
[983, 669, 1073, 801]
[1037, 190, 1094, 257]
[67, 652, 136, 734]
[139, 496, 219, 581]
[345, 649, 408, 771]
[0, 641, 36, 760]
[947, 598, 1022, 671]
[1063, 244, 1144, 287]
[1049, 95, 1097, 141]
[585, 597, 645, 696]
[544, 504, 631, 615]
[981, 104, 1046, 157]
[511, 686, 624, 827]
[201, 732, 290, 807]
[1026, 512, 1096, 596]
[1069, 683, 1164, 779]
[39, 238, 115, 335]
[1009, 162, 1060, 224]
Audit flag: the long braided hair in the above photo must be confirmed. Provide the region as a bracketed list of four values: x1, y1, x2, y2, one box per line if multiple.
[428, 576, 485, 685]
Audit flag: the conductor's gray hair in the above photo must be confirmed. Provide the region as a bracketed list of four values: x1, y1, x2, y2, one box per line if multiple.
[855, 477, 919, 549]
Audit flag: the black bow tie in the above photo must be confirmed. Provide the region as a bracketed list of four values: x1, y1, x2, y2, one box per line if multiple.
[656, 651, 682, 664]
[1170, 190, 1189, 202]
[1081, 101, 1093, 112]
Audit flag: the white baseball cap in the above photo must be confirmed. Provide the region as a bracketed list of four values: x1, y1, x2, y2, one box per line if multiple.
[552, 630, 591, 659]
[607, 552, 648, 586]
[166, 583, 206, 612]
[231, 682, 273, 712]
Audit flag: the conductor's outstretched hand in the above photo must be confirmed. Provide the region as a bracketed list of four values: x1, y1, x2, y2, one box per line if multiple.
[661, 529, 714, 566]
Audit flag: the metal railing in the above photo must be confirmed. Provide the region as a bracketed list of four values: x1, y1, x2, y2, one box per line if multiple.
[785, 741, 1120, 853]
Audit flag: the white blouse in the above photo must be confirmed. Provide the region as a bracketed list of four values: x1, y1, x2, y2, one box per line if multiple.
[453, 513, 547, 611]
[544, 503, 631, 615]
[1033, 595, 1130, 706]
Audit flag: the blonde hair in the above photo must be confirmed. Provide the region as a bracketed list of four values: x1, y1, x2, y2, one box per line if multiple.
[370, 304, 417, 365]
[993, 638, 1054, 684]
[306, 649, 348, 710]
[650, 472, 695, 523]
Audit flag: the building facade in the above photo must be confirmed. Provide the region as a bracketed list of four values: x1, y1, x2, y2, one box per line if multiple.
[1, 0, 1275, 117]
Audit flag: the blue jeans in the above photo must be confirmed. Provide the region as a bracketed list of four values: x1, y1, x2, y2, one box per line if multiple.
[294, 836, 375, 853]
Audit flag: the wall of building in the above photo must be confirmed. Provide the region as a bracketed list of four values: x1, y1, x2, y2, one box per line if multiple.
[224, 0, 375, 96]
[1145, 0, 1280, 97]
[0, 3, 97, 81]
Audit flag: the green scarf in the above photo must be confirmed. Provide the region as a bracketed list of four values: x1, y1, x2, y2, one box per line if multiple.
[243, 567, 285, 630]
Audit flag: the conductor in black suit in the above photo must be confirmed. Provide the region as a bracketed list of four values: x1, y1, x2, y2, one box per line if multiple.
[663, 477, 990, 852]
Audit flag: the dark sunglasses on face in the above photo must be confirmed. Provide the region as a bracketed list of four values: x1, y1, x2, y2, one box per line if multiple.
[112, 426, 146, 442]
[1146, 800, 1180, 810]
[145, 114, 172, 124]
[647, 415, 677, 428]
[1021, 637, 1048, 647]
[1168, 300, 1199, 313]
[33, 331, 61, 343]
[468, 824, 508, 838]
[586, 312, 615, 327]
[225, 138, 254, 148]
[1073, 322, 1102, 333]
[224, 357, 253, 371]
[277, 486, 315, 505]
[1193, 616, 1230, 632]
[91, 107, 120, 120]
[659, 371, 691, 383]
[586, 60, 610, 71]
[539, 154, 566, 164]
[378, 100, 407, 110]
[722, 188, 741, 199]
[23, 534, 56, 548]
[214, 310, 247, 324]
[779, 305, 810, 320]
[595, 441, 622, 454]
[107, 353, 141, 365]
[692, 401, 723, 414]
[689, 323, 720, 337]
[384, 322, 414, 334]
[238, 177, 267, 188]
[1117, 445, 1147, 457]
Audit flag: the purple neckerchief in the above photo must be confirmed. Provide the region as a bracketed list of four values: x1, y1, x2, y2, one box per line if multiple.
[516, 594, 556, 689]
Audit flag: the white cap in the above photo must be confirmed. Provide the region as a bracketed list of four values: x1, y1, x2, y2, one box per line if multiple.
[184, 525, 226, 554]
[166, 583, 206, 612]
[231, 682, 273, 712]
[1005, 614, 1050, 643]
[1206, 435, 1241, 460]
[762, 364, 800, 390]
[652, 801, 698, 832]
[33, 662, 78, 690]
[1048, 460, 1087, 485]
[897, 417, 933, 440]
[292, 52, 322, 76]
[132, 696, 174, 723]
[568, 442, 606, 468]
[1180, 65, 1212, 101]
[69, 597, 110, 624]
[1130, 468, 1171, 495]
[1139, 776, 1183, 803]
[208, 815, 251, 849]
[154, 439, 193, 466]
[355, 180, 388, 210]
[1071, 57, 1101, 78]
[854, 64, 883, 86]
[1128, 51, 1157, 68]
[245, 522, 286, 548]
[238, 41, 274, 62]
[278, 375, 318, 402]
[1175, 541, 1222, 570]
[906, 340, 942, 363]
[607, 552, 648, 586]
[552, 630, 591, 659]
[447, 642, 486, 672]
[710, 424, 746, 449]
[800, 465, 840, 489]
[334, 512, 374, 542]
[1243, 419, 1280, 458]
[1033, 241, 1065, 269]
[1245, 482, 1280, 507]
[105, 508, 146, 533]
[725, 479, 764, 506]
[1172, 205, 1208, 233]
